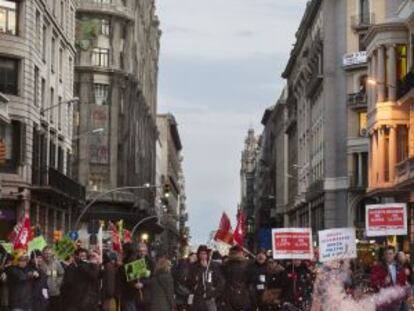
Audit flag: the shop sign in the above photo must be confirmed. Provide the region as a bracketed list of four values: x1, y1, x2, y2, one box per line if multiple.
[366, 203, 407, 237]
[318, 228, 357, 262]
[272, 228, 313, 260]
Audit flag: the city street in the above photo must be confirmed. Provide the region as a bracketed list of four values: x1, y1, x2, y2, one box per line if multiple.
[0, 0, 414, 310]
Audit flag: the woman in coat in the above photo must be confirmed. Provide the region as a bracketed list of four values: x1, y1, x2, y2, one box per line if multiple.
[149, 257, 175, 311]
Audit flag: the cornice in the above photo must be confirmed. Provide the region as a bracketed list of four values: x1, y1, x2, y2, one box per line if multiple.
[363, 22, 408, 48]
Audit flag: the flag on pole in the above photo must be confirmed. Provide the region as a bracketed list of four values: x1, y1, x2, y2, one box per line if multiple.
[123, 229, 132, 243]
[233, 210, 245, 246]
[11, 214, 32, 251]
[108, 221, 122, 253]
[214, 212, 234, 245]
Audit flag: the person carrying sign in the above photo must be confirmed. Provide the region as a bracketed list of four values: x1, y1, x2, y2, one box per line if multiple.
[39, 246, 65, 311]
[370, 246, 409, 311]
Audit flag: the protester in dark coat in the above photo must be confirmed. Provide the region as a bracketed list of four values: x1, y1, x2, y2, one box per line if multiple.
[187, 245, 225, 311]
[136, 242, 154, 311]
[30, 250, 49, 311]
[220, 245, 252, 311]
[75, 251, 101, 311]
[149, 257, 175, 311]
[118, 243, 140, 311]
[6, 253, 39, 311]
[102, 251, 119, 311]
[280, 260, 313, 311]
[248, 249, 269, 310]
[172, 258, 192, 311]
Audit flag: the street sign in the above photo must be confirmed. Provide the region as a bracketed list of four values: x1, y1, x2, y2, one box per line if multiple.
[272, 228, 313, 260]
[68, 231, 79, 241]
[366, 203, 407, 237]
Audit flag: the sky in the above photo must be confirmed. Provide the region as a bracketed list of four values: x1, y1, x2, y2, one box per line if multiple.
[155, 0, 308, 245]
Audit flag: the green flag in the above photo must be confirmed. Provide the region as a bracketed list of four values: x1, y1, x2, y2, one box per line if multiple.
[28, 236, 47, 253]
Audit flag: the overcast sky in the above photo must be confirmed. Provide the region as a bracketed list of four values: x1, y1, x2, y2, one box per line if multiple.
[156, 0, 308, 245]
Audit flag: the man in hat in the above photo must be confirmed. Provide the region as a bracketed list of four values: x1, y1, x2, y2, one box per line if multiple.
[187, 245, 225, 311]
[248, 248, 268, 310]
[221, 245, 252, 311]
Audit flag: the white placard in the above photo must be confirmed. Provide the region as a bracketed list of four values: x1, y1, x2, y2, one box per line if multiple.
[318, 228, 357, 262]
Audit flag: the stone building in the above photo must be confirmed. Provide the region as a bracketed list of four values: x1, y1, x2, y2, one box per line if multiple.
[364, 0, 414, 253]
[0, 0, 84, 241]
[282, 0, 349, 234]
[156, 113, 188, 257]
[73, 0, 161, 230]
[240, 128, 259, 249]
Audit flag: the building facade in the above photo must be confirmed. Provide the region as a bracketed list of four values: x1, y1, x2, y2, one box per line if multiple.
[364, 0, 414, 253]
[156, 113, 188, 257]
[73, 0, 161, 230]
[0, 0, 84, 241]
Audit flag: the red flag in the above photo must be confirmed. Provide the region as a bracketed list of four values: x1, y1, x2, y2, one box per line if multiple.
[214, 213, 234, 244]
[12, 214, 32, 251]
[123, 229, 132, 243]
[108, 221, 122, 253]
[233, 210, 245, 246]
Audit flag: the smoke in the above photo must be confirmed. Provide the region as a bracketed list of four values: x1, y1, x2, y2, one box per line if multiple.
[313, 261, 407, 311]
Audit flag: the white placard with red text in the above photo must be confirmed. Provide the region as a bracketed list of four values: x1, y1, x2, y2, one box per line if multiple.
[318, 228, 357, 262]
[366, 203, 407, 237]
[272, 228, 313, 260]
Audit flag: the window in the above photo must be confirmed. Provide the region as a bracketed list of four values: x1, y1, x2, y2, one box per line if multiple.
[58, 96, 62, 129]
[34, 66, 39, 106]
[58, 146, 63, 172]
[50, 141, 56, 168]
[358, 111, 367, 135]
[0, 57, 18, 95]
[397, 125, 409, 163]
[358, 34, 366, 52]
[360, 0, 369, 24]
[51, 36, 55, 72]
[0, 0, 17, 35]
[42, 25, 47, 62]
[92, 48, 109, 67]
[40, 78, 45, 113]
[396, 45, 408, 82]
[94, 84, 109, 105]
[59, 47, 63, 81]
[35, 11, 41, 50]
[50, 87, 54, 122]
[100, 19, 110, 36]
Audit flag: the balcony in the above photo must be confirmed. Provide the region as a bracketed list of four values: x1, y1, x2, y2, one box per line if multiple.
[32, 167, 86, 202]
[395, 157, 414, 188]
[76, 1, 134, 21]
[347, 92, 367, 109]
[343, 51, 367, 70]
[351, 13, 375, 31]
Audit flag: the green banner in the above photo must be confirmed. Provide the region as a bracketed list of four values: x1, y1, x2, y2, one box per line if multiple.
[28, 236, 47, 253]
[54, 236, 76, 260]
[0, 242, 12, 254]
[125, 258, 150, 282]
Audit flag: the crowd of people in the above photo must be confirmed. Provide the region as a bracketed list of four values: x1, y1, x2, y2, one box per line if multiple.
[0, 242, 412, 311]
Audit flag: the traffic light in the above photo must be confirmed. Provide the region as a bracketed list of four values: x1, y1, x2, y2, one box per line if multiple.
[53, 230, 62, 243]
[163, 183, 171, 198]
[0, 140, 6, 164]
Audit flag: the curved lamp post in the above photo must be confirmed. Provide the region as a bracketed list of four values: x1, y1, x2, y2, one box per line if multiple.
[74, 184, 159, 230]
[131, 215, 159, 237]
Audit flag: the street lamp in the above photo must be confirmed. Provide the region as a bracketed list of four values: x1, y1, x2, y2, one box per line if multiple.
[141, 233, 149, 242]
[74, 183, 159, 229]
[40, 97, 79, 114]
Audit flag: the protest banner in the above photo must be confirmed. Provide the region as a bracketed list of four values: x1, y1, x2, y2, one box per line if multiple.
[366, 203, 407, 237]
[125, 258, 150, 282]
[272, 228, 313, 260]
[54, 236, 76, 260]
[318, 228, 356, 262]
[28, 236, 47, 253]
